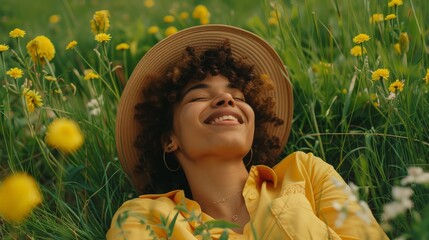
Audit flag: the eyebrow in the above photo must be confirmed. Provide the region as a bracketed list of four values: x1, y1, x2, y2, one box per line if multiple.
[182, 82, 236, 97]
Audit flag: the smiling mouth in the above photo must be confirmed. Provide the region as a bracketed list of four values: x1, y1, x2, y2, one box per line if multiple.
[204, 113, 244, 125]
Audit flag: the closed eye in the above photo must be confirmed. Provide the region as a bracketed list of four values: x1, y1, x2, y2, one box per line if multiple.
[189, 97, 208, 102]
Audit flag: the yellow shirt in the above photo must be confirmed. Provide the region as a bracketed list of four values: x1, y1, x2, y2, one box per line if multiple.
[107, 151, 388, 240]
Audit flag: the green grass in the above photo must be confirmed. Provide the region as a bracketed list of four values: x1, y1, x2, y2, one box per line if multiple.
[1, 0, 429, 239]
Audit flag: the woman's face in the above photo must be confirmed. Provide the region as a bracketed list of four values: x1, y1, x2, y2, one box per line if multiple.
[170, 74, 255, 163]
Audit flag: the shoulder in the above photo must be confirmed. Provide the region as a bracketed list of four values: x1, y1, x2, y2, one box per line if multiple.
[113, 190, 182, 216]
[271, 151, 338, 190]
[274, 151, 334, 172]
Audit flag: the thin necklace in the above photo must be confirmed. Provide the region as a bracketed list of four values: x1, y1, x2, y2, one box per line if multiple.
[232, 200, 247, 223]
[209, 189, 243, 206]
[201, 189, 247, 224]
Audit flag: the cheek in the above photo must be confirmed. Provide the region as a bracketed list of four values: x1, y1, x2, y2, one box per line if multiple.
[247, 106, 256, 137]
[172, 104, 202, 134]
[243, 104, 255, 125]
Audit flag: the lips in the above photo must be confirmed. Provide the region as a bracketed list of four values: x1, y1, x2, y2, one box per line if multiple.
[204, 111, 244, 125]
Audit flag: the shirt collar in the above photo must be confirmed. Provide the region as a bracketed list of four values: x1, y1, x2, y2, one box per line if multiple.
[248, 165, 278, 188]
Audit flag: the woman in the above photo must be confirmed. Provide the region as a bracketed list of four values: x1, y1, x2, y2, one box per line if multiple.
[107, 25, 387, 239]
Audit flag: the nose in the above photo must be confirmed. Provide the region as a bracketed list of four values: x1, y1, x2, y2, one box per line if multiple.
[211, 92, 236, 107]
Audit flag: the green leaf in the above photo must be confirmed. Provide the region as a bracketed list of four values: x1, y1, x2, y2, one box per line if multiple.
[115, 211, 129, 228]
[167, 211, 180, 237]
[219, 229, 230, 240]
[194, 220, 239, 236]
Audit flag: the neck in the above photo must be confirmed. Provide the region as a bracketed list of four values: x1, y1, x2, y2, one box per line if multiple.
[178, 154, 250, 232]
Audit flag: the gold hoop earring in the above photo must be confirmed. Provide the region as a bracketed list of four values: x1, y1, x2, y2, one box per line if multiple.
[245, 148, 253, 167]
[163, 151, 180, 172]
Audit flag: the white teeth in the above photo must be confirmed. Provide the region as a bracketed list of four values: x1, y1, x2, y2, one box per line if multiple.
[209, 115, 238, 124]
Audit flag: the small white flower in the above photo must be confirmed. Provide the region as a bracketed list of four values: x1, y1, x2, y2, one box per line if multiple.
[332, 199, 351, 228]
[382, 201, 405, 221]
[86, 95, 104, 116]
[356, 200, 371, 225]
[399, 198, 413, 209]
[392, 186, 413, 201]
[332, 177, 345, 188]
[89, 108, 101, 116]
[87, 99, 99, 108]
[401, 166, 429, 185]
[408, 166, 424, 176]
[356, 210, 371, 225]
[415, 173, 429, 184]
[386, 92, 396, 100]
[348, 182, 359, 194]
[335, 211, 347, 228]
[332, 201, 342, 211]
[400, 176, 413, 185]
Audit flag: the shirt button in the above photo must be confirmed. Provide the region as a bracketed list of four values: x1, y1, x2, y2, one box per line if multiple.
[248, 191, 257, 200]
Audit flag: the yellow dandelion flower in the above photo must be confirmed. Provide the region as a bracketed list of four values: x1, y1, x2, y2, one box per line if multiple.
[388, 80, 404, 93]
[83, 69, 100, 80]
[341, 89, 348, 94]
[22, 88, 43, 113]
[399, 32, 409, 53]
[0, 44, 10, 52]
[163, 15, 175, 23]
[66, 40, 78, 50]
[388, 0, 403, 7]
[193, 5, 210, 19]
[148, 26, 159, 34]
[353, 33, 370, 44]
[370, 14, 384, 24]
[371, 68, 390, 81]
[95, 33, 112, 43]
[26, 35, 56, 65]
[45, 75, 57, 81]
[9, 28, 26, 38]
[49, 14, 61, 24]
[200, 17, 210, 25]
[6, 67, 23, 79]
[373, 102, 380, 108]
[423, 69, 429, 85]
[270, 10, 281, 18]
[116, 43, 130, 50]
[350, 45, 367, 56]
[45, 118, 84, 154]
[90, 10, 110, 35]
[144, 0, 154, 8]
[268, 17, 278, 25]
[393, 43, 401, 54]
[0, 173, 42, 223]
[311, 61, 332, 74]
[385, 14, 397, 21]
[179, 12, 189, 20]
[370, 93, 378, 101]
[165, 26, 178, 37]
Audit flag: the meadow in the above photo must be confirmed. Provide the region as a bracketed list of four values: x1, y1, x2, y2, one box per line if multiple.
[1, 0, 429, 239]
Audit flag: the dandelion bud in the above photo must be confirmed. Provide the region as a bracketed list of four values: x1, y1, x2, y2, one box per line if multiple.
[399, 32, 409, 53]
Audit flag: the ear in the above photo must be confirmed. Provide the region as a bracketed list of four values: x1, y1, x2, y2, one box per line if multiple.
[161, 133, 178, 153]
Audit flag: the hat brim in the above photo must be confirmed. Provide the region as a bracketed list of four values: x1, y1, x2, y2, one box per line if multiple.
[116, 24, 293, 192]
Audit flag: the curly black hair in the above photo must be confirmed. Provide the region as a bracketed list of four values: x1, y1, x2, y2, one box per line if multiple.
[134, 40, 284, 196]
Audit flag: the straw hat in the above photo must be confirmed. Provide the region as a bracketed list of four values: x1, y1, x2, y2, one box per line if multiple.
[116, 24, 293, 191]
